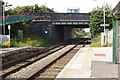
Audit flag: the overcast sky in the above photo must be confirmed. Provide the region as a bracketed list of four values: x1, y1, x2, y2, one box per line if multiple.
[4, 0, 120, 13]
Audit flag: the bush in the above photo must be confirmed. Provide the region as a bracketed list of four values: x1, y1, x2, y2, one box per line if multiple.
[11, 34, 50, 47]
[2, 41, 10, 48]
[90, 35, 101, 47]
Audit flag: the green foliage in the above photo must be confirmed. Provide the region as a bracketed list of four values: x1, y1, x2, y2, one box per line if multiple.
[90, 3, 112, 38]
[10, 18, 30, 38]
[74, 28, 86, 37]
[11, 34, 50, 47]
[90, 35, 101, 47]
[6, 5, 55, 39]
[2, 41, 11, 48]
[6, 5, 55, 15]
[21, 18, 30, 34]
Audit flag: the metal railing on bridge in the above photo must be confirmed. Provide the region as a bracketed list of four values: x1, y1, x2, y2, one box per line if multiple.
[0, 14, 32, 26]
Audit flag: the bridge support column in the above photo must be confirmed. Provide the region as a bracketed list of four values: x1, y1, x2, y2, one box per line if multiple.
[64, 27, 74, 40]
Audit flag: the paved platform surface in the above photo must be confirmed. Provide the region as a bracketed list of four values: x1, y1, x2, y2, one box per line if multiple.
[91, 61, 118, 78]
[56, 45, 92, 78]
[91, 47, 118, 78]
[56, 46, 119, 79]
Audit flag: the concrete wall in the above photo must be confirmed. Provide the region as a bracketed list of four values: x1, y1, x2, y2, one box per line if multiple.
[31, 22, 65, 44]
[64, 27, 74, 40]
[31, 22, 78, 44]
[51, 27, 64, 44]
[31, 22, 51, 40]
[31, 21, 79, 44]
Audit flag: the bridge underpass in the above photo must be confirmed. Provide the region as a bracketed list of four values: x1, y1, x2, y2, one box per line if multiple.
[53, 21, 89, 40]
[32, 13, 90, 44]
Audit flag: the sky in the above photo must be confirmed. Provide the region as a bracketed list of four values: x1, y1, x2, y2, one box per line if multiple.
[3, 0, 120, 13]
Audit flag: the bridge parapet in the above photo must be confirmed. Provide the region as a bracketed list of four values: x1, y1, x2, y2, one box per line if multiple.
[32, 13, 90, 22]
[32, 13, 90, 28]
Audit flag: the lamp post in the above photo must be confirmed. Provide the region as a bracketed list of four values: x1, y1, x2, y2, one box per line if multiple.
[8, 25, 11, 42]
[2, 2, 12, 35]
[94, 0, 106, 33]
[103, 0, 109, 46]
[94, 0, 108, 46]
[103, 0, 106, 34]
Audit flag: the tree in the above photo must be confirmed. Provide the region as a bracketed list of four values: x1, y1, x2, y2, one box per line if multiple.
[90, 3, 112, 38]
[34, 4, 39, 13]
[6, 5, 55, 38]
[93, 3, 112, 11]
[74, 28, 85, 37]
[6, 5, 55, 15]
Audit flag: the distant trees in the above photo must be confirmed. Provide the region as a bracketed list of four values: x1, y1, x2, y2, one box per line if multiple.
[6, 4, 55, 15]
[90, 3, 112, 38]
[74, 28, 86, 37]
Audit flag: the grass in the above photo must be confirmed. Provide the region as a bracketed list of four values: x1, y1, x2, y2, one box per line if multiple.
[90, 34, 113, 47]
[90, 35, 101, 47]
[11, 34, 50, 47]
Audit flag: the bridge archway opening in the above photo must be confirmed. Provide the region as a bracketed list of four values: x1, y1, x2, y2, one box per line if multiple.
[53, 24, 90, 42]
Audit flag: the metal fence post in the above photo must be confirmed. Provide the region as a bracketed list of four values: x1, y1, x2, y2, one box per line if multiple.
[112, 16, 116, 64]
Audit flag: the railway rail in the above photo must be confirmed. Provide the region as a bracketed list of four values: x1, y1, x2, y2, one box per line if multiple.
[1, 36, 89, 79]
[30, 45, 83, 79]
[1, 45, 67, 78]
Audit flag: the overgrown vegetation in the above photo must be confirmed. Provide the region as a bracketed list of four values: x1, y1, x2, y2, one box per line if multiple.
[74, 28, 86, 37]
[6, 5, 54, 47]
[6, 5, 55, 15]
[10, 19, 50, 47]
[11, 34, 50, 47]
[90, 3, 112, 38]
[2, 41, 10, 48]
[90, 34, 101, 47]
[10, 18, 31, 38]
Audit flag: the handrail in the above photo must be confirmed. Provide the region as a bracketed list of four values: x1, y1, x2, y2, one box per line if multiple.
[0, 15, 32, 26]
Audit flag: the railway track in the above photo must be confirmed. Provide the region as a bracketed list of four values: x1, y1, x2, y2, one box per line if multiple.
[2, 42, 68, 69]
[30, 45, 82, 79]
[1, 45, 67, 78]
[1, 37, 89, 79]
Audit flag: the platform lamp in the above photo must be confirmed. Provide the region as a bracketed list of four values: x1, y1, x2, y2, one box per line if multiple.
[2, 2, 12, 35]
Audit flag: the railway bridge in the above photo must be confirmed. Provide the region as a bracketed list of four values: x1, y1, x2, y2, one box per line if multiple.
[0, 13, 90, 44]
[32, 13, 90, 44]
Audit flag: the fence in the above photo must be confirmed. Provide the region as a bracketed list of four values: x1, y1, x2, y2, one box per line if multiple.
[0, 15, 32, 26]
[101, 31, 113, 46]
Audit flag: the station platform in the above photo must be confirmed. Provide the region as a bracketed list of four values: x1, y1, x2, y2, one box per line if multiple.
[0, 46, 45, 54]
[0, 47, 27, 54]
[56, 46, 118, 78]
